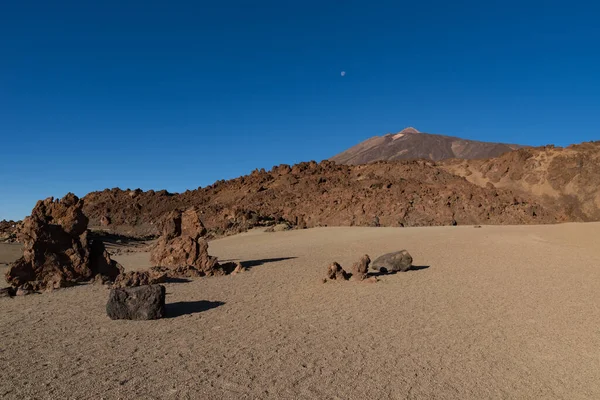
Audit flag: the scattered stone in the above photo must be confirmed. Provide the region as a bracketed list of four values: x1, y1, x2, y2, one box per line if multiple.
[371, 250, 413, 273]
[325, 262, 350, 281]
[5, 194, 122, 291]
[92, 274, 112, 286]
[351, 254, 371, 281]
[113, 270, 167, 288]
[106, 285, 166, 320]
[474, 225, 482, 228]
[231, 262, 247, 274]
[0, 287, 16, 298]
[16, 287, 36, 296]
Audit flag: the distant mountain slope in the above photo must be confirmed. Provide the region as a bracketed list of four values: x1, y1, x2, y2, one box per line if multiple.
[330, 127, 522, 164]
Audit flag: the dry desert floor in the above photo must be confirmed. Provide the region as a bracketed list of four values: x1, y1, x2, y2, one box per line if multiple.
[2, 223, 600, 399]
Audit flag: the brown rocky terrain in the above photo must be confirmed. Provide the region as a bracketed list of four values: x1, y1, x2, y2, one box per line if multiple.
[82, 159, 559, 239]
[330, 127, 522, 164]
[442, 141, 600, 221]
[0, 220, 20, 242]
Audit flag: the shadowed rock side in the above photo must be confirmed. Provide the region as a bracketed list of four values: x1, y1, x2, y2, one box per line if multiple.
[82, 159, 558, 239]
[5, 194, 122, 291]
[441, 141, 600, 221]
[330, 128, 522, 165]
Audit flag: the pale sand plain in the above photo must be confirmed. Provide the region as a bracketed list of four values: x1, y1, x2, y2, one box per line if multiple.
[1, 223, 600, 399]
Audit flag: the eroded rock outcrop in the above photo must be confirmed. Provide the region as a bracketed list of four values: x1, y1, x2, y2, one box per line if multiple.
[5, 194, 122, 291]
[149, 208, 228, 277]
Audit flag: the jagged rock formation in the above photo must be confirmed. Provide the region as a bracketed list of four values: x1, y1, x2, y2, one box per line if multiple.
[330, 127, 522, 165]
[149, 208, 231, 277]
[82, 159, 556, 239]
[5, 194, 122, 291]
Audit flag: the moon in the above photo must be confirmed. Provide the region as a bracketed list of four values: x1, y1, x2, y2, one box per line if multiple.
[340, 71, 346, 77]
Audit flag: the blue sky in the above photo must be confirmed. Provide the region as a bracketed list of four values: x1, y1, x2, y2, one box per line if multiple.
[1, 1, 599, 220]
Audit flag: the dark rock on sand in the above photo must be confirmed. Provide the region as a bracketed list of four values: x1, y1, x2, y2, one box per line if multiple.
[371, 250, 413, 273]
[106, 285, 166, 320]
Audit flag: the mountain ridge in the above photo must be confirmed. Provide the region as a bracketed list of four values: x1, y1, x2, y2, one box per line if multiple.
[330, 128, 522, 165]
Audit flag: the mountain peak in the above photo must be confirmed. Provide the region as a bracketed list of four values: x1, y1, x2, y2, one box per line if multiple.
[330, 128, 523, 165]
[399, 127, 420, 134]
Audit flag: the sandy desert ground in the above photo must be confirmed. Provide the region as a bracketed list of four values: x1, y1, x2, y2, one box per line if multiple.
[2, 223, 600, 399]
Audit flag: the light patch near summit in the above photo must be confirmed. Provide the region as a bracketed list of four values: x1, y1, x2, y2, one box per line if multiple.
[392, 133, 405, 140]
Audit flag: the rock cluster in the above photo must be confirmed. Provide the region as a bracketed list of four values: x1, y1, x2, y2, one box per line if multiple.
[325, 250, 414, 283]
[5, 194, 122, 291]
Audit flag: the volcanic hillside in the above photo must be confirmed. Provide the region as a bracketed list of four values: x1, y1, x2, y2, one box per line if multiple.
[442, 141, 600, 221]
[82, 160, 561, 238]
[330, 127, 522, 164]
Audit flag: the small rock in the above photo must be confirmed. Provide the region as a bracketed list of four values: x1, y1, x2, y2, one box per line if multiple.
[326, 262, 350, 281]
[232, 262, 247, 274]
[16, 288, 36, 296]
[351, 254, 371, 281]
[371, 250, 413, 273]
[106, 285, 166, 320]
[113, 270, 167, 288]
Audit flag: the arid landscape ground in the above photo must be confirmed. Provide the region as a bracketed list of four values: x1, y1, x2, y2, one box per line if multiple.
[2, 223, 600, 399]
[2, 134, 600, 399]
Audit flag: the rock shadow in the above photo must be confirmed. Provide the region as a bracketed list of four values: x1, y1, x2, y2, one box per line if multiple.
[240, 257, 298, 269]
[165, 300, 225, 318]
[368, 265, 430, 276]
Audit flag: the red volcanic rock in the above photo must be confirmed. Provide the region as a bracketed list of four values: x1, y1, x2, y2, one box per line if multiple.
[113, 270, 167, 288]
[83, 159, 558, 240]
[326, 262, 350, 281]
[100, 215, 111, 226]
[351, 254, 371, 281]
[5, 194, 122, 291]
[150, 208, 225, 277]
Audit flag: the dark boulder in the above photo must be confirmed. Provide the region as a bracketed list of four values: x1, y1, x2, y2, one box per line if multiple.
[371, 250, 413, 273]
[106, 285, 166, 320]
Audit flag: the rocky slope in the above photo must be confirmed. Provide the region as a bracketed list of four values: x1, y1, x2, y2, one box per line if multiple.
[330, 127, 521, 164]
[442, 141, 600, 221]
[82, 160, 560, 238]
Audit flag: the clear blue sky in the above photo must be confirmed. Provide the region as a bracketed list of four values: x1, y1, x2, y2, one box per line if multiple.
[1, 1, 599, 220]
